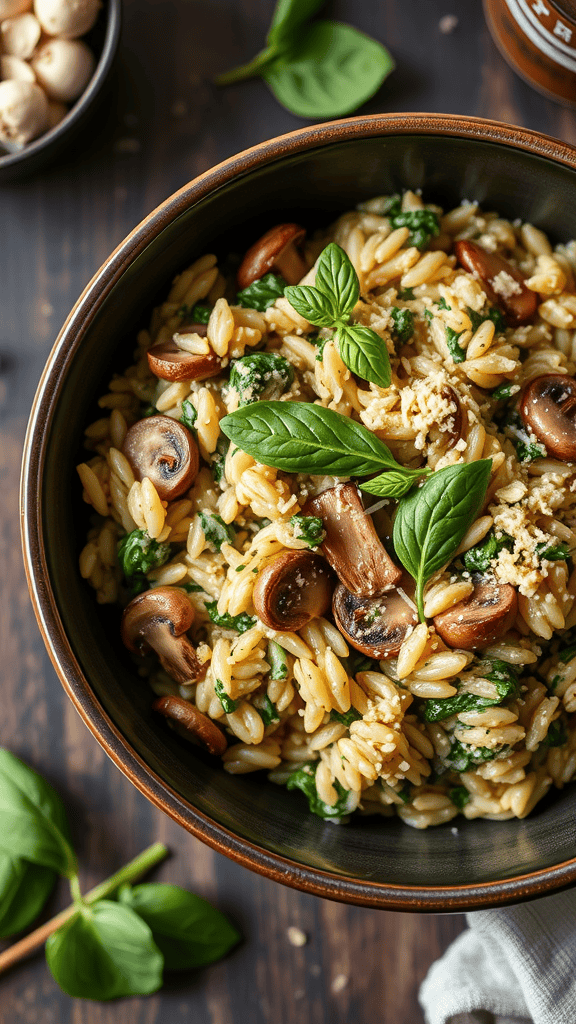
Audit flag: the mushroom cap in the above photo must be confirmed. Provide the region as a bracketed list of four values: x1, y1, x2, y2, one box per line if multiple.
[237, 223, 306, 290]
[454, 239, 537, 326]
[0, 12, 41, 59]
[519, 373, 576, 462]
[122, 415, 199, 501]
[121, 587, 201, 685]
[34, 0, 100, 39]
[0, 78, 48, 146]
[0, 53, 36, 82]
[152, 696, 227, 756]
[333, 577, 418, 659]
[433, 576, 518, 650]
[304, 482, 402, 598]
[252, 550, 333, 631]
[0, 0, 32, 17]
[31, 37, 95, 102]
[147, 338, 222, 383]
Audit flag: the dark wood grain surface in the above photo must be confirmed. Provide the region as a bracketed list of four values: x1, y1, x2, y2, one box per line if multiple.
[2, 1, 576, 1020]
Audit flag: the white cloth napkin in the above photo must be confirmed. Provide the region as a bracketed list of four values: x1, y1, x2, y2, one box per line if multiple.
[419, 889, 576, 1024]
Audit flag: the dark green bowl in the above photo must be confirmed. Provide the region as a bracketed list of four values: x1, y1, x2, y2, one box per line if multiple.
[21, 113, 576, 911]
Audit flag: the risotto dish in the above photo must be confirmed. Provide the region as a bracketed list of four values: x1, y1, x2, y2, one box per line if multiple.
[77, 191, 576, 829]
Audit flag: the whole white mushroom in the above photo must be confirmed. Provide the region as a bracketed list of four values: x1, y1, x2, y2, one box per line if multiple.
[0, 53, 36, 81]
[31, 37, 94, 102]
[0, 78, 48, 146]
[0, 12, 41, 59]
[0, 0, 32, 18]
[34, 0, 100, 39]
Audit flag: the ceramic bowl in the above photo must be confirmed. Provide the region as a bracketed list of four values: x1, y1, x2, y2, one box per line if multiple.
[21, 113, 576, 911]
[0, 0, 121, 181]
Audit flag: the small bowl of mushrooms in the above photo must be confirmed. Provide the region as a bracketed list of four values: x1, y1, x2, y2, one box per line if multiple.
[0, 0, 120, 179]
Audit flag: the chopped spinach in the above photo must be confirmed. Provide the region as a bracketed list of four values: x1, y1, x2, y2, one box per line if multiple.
[229, 352, 294, 406]
[254, 694, 280, 726]
[118, 530, 171, 595]
[516, 438, 548, 463]
[236, 272, 287, 311]
[483, 659, 520, 699]
[182, 582, 203, 594]
[205, 602, 256, 634]
[214, 679, 239, 714]
[268, 640, 288, 680]
[312, 335, 328, 361]
[290, 514, 325, 548]
[437, 297, 451, 311]
[499, 409, 547, 462]
[285, 763, 355, 819]
[141, 402, 156, 417]
[536, 541, 570, 562]
[390, 306, 415, 343]
[389, 204, 440, 250]
[463, 530, 514, 572]
[344, 651, 381, 676]
[397, 286, 415, 300]
[448, 786, 471, 809]
[330, 708, 362, 727]
[423, 308, 434, 322]
[180, 399, 198, 433]
[442, 740, 500, 773]
[560, 643, 576, 663]
[542, 718, 567, 747]
[445, 325, 466, 363]
[467, 305, 507, 334]
[211, 436, 230, 485]
[198, 512, 235, 552]
[178, 302, 212, 324]
[492, 382, 513, 400]
[420, 657, 521, 723]
[396, 782, 413, 803]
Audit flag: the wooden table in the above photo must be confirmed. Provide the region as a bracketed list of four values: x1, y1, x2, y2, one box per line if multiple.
[2, 0, 575, 1020]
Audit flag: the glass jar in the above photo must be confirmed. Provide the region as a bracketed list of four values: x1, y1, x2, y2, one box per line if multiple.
[483, 0, 576, 106]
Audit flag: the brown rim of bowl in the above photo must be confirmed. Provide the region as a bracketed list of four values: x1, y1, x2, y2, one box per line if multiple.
[21, 113, 576, 911]
[0, 0, 121, 170]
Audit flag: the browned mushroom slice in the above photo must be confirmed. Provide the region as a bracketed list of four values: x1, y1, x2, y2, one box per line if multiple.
[121, 586, 202, 684]
[237, 223, 308, 290]
[122, 415, 199, 500]
[253, 550, 333, 631]
[147, 339, 222, 383]
[519, 373, 576, 462]
[454, 239, 537, 326]
[153, 695, 227, 755]
[304, 483, 402, 598]
[332, 578, 418, 659]
[428, 386, 464, 450]
[433, 577, 518, 650]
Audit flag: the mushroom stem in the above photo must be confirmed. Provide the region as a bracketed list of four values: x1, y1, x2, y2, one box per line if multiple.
[144, 621, 201, 684]
[273, 242, 309, 286]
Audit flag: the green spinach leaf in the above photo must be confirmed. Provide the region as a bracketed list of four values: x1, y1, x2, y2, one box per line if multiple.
[445, 325, 466, 363]
[542, 718, 567, 747]
[442, 740, 500, 773]
[285, 762, 355, 818]
[205, 602, 257, 634]
[180, 398, 198, 433]
[214, 680, 239, 715]
[229, 352, 294, 406]
[268, 640, 288, 679]
[448, 786, 470, 809]
[389, 206, 440, 250]
[536, 541, 570, 562]
[290, 514, 325, 548]
[463, 530, 513, 572]
[236, 272, 288, 311]
[330, 708, 362, 727]
[254, 695, 280, 726]
[118, 530, 171, 594]
[198, 512, 235, 552]
[390, 306, 414, 342]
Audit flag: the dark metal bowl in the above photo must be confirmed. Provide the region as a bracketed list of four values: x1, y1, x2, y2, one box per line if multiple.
[21, 113, 576, 911]
[0, 0, 121, 181]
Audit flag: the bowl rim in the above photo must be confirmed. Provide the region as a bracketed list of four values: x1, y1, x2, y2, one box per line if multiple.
[21, 112, 576, 911]
[0, 0, 121, 171]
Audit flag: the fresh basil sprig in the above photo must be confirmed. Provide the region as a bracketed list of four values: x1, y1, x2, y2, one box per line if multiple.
[393, 461, 492, 621]
[285, 243, 391, 388]
[215, 0, 394, 119]
[0, 749, 239, 999]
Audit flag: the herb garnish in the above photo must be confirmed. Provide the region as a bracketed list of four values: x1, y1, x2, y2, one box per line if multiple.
[118, 530, 171, 596]
[448, 786, 470, 809]
[290, 513, 325, 548]
[215, 0, 394, 119]
[285, 243, 392, 388]
[229, 352, 294, 406]
[388, 203, 440, 250]
[536, 541, 570, 562]
[0, 750, 239, 998]
[393, 460, 492, 621]
[390, 306, 414, 343]
[205, 602, 257, 634]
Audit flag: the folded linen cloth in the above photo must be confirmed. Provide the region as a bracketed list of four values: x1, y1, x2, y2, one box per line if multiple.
[419, 889, 576, 1024]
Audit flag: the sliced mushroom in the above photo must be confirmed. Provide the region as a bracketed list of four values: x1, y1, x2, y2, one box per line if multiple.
[304, 483, 402, 598]
[332, 577, 418, 659]
[237, 223, 308, 290]
[428, 385, 464, 450]
[252, 550, 332, 631]
[122, 415, 199, 500]
[454, 239, 537, 326]
[519, 373, 576, 462]
[433, 576, 517, 650]
[152, 696, 227, 755]
[122, 587, 201, 684]
[147, 338, 222, 383]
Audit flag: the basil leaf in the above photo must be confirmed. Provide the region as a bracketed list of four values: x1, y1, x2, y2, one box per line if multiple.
[360, 469, 423, 499]
[0, 749, 76, 877]
[214, 679, 238, 714]
[268, 640, 288, 679]
[236, 272, 287, 311]
[284, 284, 337, 326]
[229, 352, 294, 406]
[335, 323, 391, 388]
[220, 401, 401, 476]
[314, 242, 359, 319]
[46, 901, 163, 999]
[393, 461, 492, 620]
[198, 512, 235, 552]
[262, 21, 394, 119]
[205, 601, 256, 634]
[0, 855, 56, 938]
[448, 786, 470, 809]
[267, 0, 325, 46]
[180, 398, 198, 432]
[290, 514, 325, 548]
[118, 883, 240, 970]
[445, 325, 466, 363]
[285, 762, 355, 818]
